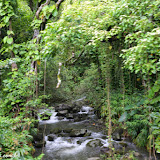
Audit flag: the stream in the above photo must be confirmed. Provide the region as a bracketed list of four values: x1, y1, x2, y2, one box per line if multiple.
[34, 100, 152, 160]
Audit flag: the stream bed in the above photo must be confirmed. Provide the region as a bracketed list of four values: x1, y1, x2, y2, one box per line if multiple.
[34, 101, 152, 160]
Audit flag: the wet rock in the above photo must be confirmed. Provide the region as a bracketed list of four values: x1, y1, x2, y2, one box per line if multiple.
[101, 147, 109, 153]
[34, 141, 46, 148]
[71, 107, 80, 113]
[73, 113, 88, 122]
[133, 151, 141, 157]
[63, 128, 72, 133]
[66, 113, 74, 119]
[48, 134, 56, 141]
[88, 157, 101, 160]
[78, 113, 88, 119]
[58, 132, 70, 137]
[70, 129, 87, 137]
[119, 141, 128, 147]
[87, 139, 103, 147]
[57, 110, 68, 116]
[71, 99, 85, 112]
[58, 116, 65, 120]
[112, 141, 123, 150]
[84, 131, 92, 137]
[112, 128, 123, 141]
[33, 132, 44, 141]
[50, 128, 62, 134]
[55, 104, 71, 112]
[73, 97, 86, 105]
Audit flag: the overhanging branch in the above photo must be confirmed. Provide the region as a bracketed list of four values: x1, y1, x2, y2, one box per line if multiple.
[56, 0, 64, 10]
[66, 41, 92, 66]
[36, 0, 50, 19]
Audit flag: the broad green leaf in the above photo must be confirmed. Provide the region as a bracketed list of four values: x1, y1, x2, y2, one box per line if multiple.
[124, 105, 134, 110]
[3, 16, 10, 23]
[53, 9, 58, 17]
[3, 36, 8, 43]
[49, 5, 55, 13]
[118, 112, 127, 122]
[7, 37, 13, 44]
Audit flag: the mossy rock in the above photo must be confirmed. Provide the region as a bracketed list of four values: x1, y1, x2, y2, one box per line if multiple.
[87, 139, 103, 147]
[119, 141, 128, 148]
[50, 128, 62, 134]
[34, 141, 46, 148]
[48, 134, 55, 141]
[70, 129, 87, 137]
[33, 132, 44, 141]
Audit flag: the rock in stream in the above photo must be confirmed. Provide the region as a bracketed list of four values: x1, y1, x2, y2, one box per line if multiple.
[34, 100, 151, 160]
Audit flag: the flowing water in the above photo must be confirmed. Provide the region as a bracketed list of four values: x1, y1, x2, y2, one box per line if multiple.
[35, 104, 152, 160]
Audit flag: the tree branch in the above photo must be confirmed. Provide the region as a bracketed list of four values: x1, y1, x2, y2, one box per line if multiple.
[36, 0, 50, 19]
[66, 41, 92, 66]
[56, 0, 64, 10]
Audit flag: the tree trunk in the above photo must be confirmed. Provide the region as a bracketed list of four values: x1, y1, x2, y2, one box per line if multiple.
[9, 20, 18, 71]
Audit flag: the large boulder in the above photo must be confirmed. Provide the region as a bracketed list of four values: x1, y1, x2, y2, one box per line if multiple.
[63, 128, 72, 133]
[66, 113, 74, 119]
[48, 134, 56, 141]
[119, 141, 128, 148]
[87, 139, 103, 147]
[78, 113, 88, 120]
[112, 141, 123, 150]
[34, 141, 46, 148]
[100, 147, 109, 153]
[72, 97, 86, 108]
[57, 110, 68, 116]
[33, 132, 44, 141]
[71, 106, 80, 113]
[50, 128, 62, 134]
[55, 104, 71, 112]
[73, 113, 88, 122]
[70, 129, 87, 137]
[112, 128, 123, 141]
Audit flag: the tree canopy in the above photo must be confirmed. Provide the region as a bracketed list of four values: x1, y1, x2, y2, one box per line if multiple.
[0, 0, 160, 159]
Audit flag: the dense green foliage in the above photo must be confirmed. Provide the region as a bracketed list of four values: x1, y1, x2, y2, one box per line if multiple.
[0, 0, 160, 159]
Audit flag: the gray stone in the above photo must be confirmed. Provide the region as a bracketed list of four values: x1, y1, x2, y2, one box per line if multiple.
[133, 151, 141, 157]
[34, 141, 46, 148]
[119, 142, 128, 147]
[112, 141, 123, 150]
[112, 128, 123, 141]
[55, 104, 71, 112]
[87, 139, 103, 147]
[73, 113, 88, 122]
[33, 132, 44, 141]
[101, 147, 109, 153]
[57, 110, 68, 116]
[48, 134, 55, 141]
[63, 128, 72, 133]
[70, 129, 87, 137]
[50, 128, 62, 134]
[66, 113, 74, 119]
[84, 131, 92, 137]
